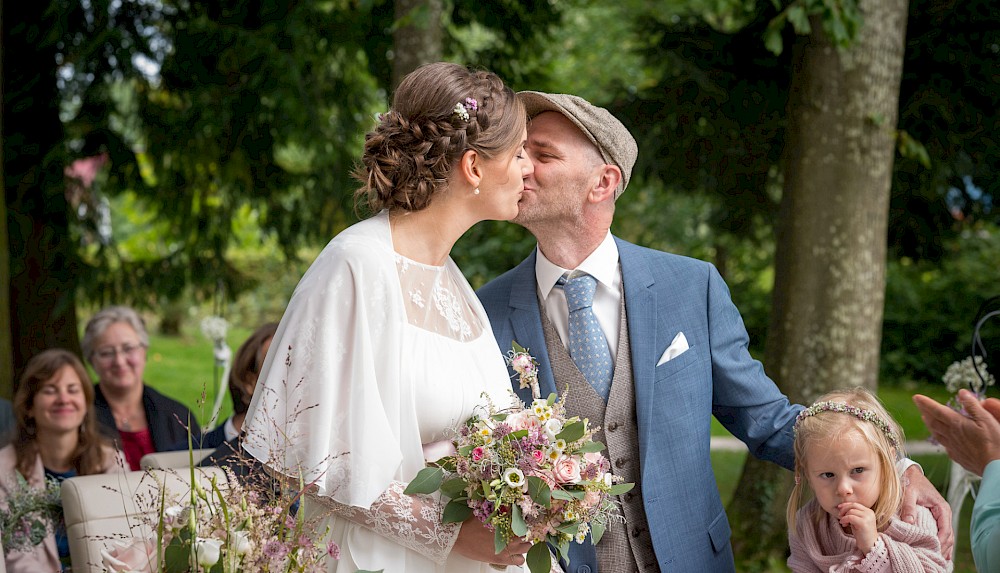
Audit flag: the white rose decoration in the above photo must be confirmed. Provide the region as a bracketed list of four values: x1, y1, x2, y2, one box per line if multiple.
[543, 418, 563, 440]
[194, 538, 224, 567]
[231, 529, 253, 556]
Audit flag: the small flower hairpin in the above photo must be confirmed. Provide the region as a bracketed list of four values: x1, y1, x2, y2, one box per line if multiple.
[452, 97, 478, 122]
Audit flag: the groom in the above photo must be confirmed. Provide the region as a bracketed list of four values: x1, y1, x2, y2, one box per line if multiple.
[478, 92, 952, 572]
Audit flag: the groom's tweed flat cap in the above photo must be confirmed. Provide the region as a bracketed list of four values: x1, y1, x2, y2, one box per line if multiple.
[518, 91, 638, 199]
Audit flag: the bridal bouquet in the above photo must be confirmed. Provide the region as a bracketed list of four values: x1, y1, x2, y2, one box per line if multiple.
[102, 467, 339, 573]
[406, 343, 632, 573]
[0, 474, 63, 554]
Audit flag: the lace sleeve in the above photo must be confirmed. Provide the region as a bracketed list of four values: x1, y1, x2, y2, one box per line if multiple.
[309, 480, 461, 565]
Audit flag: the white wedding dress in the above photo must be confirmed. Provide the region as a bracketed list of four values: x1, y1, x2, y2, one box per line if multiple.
[242, 211, 523, 572]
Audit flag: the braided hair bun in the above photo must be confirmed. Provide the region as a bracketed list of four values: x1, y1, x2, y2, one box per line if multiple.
[354, 62, 525, 213]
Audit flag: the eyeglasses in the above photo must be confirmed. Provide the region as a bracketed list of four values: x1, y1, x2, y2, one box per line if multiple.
[93, 343, 146, 363]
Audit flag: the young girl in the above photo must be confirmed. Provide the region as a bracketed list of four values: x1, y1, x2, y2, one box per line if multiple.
[787, 387, 951, 572]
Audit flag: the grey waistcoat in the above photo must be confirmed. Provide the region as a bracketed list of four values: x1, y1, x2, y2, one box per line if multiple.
[540, 290, 659, 573]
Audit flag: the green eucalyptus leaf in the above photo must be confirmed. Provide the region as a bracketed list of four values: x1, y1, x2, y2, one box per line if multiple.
[577, 440, 606, 453]
[608, 483, 635, 496]
[511, 503, 528, 537]
[442, 499, 473, 523]
[591, 520, 606, 545]
[404, 467, 444, 495]
[526, 542, 552, 573]
[440, 478, 468, 498]
[555, 421, 585, 442]
[526, 475, 551, 507]
[494, 525, 508, 555]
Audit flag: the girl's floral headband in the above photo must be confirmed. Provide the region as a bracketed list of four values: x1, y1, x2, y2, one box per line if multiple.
[794, 401, 901, 450]
[452, 97, 478, 122]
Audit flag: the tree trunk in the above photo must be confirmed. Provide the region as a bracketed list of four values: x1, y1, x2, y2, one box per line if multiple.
[391, 0, 443, 89]
[728, 0, 909, 564]
[0, 0, 12, 398]
[4, 0, 82, 383]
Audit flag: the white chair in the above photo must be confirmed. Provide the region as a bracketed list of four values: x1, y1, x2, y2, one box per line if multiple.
[61, 467, 227, 573]
[139, 448, 216, 469]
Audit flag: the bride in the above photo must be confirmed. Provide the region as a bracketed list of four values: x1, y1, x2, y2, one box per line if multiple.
[242, 62, 533, 572]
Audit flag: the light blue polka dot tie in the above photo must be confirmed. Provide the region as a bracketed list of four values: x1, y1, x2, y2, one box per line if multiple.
[560, 272, 613, 401]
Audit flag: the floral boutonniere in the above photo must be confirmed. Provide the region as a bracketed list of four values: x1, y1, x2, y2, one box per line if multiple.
[507, 341, 541, 399]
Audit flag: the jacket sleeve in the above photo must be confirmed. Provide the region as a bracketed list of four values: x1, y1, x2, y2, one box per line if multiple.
[972, 460, 1000, 573]
[705, 264, 801, 470]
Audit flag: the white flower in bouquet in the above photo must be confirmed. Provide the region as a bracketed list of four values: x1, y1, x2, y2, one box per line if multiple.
[194, 537, 224, 567]
[942, 356, 994, 396]
[163, 505, 189, 529]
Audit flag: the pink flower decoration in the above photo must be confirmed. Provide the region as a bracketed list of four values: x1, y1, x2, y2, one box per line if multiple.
[472, 446, 485, 461]
[101, 538, 156, 573]
[553, 455, 582, 484]
[327, 541, 341, 559]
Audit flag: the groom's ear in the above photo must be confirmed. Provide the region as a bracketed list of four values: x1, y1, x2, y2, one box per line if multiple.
[458, 149, 483, 189]
[589, 164, 621, 203]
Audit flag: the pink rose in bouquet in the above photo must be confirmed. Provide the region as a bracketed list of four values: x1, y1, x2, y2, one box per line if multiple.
[101, 538, 157, 573]
[552, 456, 581, 485]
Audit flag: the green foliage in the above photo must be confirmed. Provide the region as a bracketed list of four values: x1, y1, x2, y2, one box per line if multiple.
[763, 0, 862, 55]
[881, 222, 1000, 385]
[890, 0, 1000, 261]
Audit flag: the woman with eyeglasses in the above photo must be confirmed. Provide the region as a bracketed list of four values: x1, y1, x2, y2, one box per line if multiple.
[0, 349, 124, 572]
[82, 305, 200, 470]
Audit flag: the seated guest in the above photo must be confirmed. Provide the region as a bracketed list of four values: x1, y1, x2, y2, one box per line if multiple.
[199, 324, 276, 475]
[178, 322, 277, 452]
[0, 349, 123, 572]
[82, 305, 200, 470]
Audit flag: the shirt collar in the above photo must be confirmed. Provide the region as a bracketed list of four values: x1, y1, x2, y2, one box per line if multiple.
[535, 232, 619, 299]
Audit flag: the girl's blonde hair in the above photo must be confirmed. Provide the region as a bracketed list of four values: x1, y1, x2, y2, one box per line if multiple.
[786, 387, 905, 534]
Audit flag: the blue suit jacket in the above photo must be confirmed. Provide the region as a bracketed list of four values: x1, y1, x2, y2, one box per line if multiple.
[478, 238, 801, 573]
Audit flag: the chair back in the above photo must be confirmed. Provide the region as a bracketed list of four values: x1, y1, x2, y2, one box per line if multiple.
[61, 467, 227, 572]
[139, 448, 215, 469]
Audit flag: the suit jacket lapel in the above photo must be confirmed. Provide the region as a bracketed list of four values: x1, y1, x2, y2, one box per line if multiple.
[505, 251, 558, 403]
[617, 238, 658, 456]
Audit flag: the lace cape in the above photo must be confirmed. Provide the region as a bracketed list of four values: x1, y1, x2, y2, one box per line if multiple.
[242, 211, 484, 508]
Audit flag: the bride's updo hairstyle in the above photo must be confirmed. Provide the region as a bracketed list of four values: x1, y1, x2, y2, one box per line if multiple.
[354, 62, 525, 213]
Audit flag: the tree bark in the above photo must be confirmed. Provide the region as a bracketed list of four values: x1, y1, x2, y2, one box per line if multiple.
[728, 0, 909, 563]
[391, 0, 444, 89]
[4, 0, 82, 383]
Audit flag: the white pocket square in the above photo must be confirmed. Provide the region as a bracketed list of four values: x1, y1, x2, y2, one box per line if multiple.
[657, 332, 689, 366]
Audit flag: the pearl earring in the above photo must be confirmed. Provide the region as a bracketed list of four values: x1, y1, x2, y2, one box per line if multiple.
[474, 188, 480, 195]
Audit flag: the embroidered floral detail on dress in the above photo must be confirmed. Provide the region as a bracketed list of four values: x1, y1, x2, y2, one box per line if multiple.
[432, 284, 473, 340]
[409, 289, 426, 308]
[319, 480, 459, 565]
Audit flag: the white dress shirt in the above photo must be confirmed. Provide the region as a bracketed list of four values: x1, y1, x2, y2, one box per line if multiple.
[534, 231, 622, 361]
